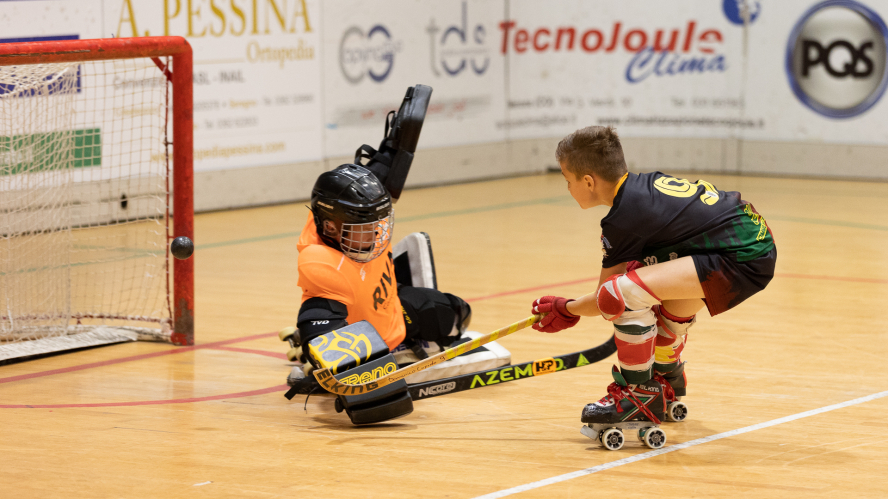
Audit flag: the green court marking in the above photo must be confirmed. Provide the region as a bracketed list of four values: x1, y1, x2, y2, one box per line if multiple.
[196, 231, 301, 250]
[396, 196, 565, 223]
[193, 196, 567, 249]
[73, 244, 165, 255]
[193, 197, 887, 250]
[5, 195, 886, 278]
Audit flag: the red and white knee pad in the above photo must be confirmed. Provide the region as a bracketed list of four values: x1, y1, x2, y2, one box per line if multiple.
[596, 270, 661, 321]
[597, 271, 663, 382]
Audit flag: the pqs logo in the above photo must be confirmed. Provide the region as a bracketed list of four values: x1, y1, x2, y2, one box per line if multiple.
[786, 0, 888, 118]
[339, 25, 402, 84]
[722, 0, 761, 26]
[426, 1, 490, 76]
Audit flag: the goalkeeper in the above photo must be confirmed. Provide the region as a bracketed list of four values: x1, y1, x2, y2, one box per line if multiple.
[283, 86, 510, 424]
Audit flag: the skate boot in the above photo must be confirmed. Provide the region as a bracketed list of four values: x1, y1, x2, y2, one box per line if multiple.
[654, 361, 688, 422]
[580, 366, 667, 450]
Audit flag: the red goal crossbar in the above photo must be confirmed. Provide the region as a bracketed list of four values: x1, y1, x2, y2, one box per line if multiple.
[0, 37, 194, 346]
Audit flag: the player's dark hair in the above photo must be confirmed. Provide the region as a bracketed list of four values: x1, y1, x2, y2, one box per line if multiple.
[555, 126, 627, 183]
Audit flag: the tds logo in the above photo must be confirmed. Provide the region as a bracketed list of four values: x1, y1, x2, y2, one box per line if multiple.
[339, 25, 402, 84]
[786, 0, 888, 118]
[426, 1, 490, 76]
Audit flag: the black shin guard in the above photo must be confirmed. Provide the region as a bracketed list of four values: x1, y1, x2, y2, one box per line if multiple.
[305, 321, 413, 425]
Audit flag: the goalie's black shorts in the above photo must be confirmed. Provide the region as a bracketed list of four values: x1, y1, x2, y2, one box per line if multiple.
[692, 247, 776, 316]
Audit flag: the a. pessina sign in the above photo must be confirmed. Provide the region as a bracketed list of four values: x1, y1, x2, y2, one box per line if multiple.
[786, 0, 888, 118]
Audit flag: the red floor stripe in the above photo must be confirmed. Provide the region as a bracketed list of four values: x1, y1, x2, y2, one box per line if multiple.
[209, 346, 287, 359]
[0, 384, 288, 409]
[2, 271, 883, 388]
[465, 277, 597, 303]
[464, 272, 887, 304]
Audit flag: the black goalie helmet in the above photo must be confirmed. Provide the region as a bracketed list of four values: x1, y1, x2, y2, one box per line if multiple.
[310, 164, 393, 263]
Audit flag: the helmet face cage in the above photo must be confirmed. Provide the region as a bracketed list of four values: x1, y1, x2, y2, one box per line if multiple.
[334, 211, 394, 263]
[311, 164, 394, 262]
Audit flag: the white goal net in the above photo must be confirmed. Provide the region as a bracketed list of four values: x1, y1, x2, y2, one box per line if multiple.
[0, 55, 177, 362]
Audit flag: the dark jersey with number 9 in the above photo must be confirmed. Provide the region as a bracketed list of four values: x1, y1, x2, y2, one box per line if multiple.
[600, 172, 774, 269]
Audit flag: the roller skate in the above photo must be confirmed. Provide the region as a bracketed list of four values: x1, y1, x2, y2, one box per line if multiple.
[580, 366, 667, 450]
[655, 361, 688, 423]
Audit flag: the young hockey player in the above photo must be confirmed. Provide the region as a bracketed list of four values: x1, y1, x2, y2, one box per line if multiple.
[530, 126, 775, 449]
[283, 85, 509, 424]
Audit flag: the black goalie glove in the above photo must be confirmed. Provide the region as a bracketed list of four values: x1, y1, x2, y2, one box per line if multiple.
[354, 84, 432, 202]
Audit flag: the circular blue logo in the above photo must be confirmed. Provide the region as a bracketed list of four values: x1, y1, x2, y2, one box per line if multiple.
[723, 0, 761, 25]
[785, 0, 888, 118]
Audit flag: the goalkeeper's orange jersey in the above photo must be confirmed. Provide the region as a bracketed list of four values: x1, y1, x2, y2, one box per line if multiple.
[296, 214, 405, 349]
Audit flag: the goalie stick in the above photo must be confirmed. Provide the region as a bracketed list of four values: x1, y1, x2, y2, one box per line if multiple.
[407, 335, 616, 400]
[312, 315, 541, 396]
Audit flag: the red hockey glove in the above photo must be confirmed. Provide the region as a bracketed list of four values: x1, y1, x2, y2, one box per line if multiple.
[531, 296, 580, 333]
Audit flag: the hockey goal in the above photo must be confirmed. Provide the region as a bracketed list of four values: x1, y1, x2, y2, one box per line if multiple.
[0, 37, 193, 363]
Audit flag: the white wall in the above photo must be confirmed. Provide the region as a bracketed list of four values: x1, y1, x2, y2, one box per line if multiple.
[2, 0, 887, 212]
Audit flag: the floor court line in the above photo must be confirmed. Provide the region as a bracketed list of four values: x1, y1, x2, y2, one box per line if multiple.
[470, 389, 888, 499]
[465, 271, 887, 305]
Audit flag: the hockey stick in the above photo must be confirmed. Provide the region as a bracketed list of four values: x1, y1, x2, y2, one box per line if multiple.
[408, 335, 616, 400]
[312, 315, 542, 396]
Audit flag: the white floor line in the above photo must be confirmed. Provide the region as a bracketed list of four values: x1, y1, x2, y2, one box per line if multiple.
[472, 389, 888, 499]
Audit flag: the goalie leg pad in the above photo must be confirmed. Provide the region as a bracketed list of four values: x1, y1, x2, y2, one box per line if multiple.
[393, 232, 438, 289]
[333, 354, 413, 425]
[401, 330, 511, 384]
[596, 270, 661, 321]
[303, 322, 413, 424]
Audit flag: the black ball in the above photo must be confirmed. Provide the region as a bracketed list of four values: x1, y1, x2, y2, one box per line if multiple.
[170, 236, 194, 260]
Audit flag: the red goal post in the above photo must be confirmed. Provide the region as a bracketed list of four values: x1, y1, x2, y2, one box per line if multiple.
[0, 37, 193, 361]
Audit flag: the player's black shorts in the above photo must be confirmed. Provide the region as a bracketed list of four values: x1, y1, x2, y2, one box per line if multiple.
[397, 286, 462, 346]
[691, 248, 776, 316]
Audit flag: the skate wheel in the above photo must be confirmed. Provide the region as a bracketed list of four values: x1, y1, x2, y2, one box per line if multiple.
[600, 428, 625, 451]
[286, 346, 302, 362]
[667, 401, 688, 422]
[643, 427, 667, 449]
[334, 397, 344, 413]
[278, 326, 297, 342]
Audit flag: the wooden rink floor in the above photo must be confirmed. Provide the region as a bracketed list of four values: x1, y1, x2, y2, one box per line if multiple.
[3, 172, 888, 498]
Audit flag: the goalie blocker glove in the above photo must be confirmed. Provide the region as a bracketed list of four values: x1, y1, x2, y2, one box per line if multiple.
[354, 84, 432, 202]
